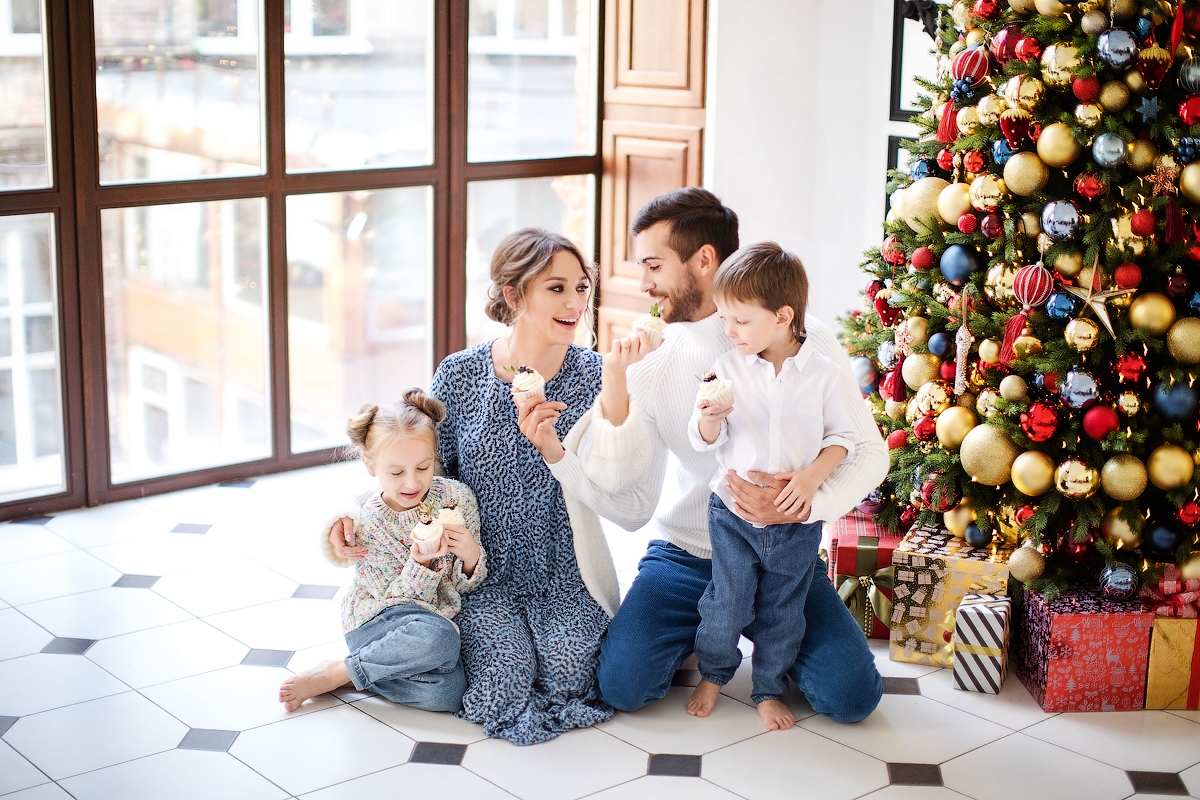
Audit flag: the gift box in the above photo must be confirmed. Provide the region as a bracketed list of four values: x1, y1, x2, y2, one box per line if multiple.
[829, 513, 900, 639]
[1015, 584, 1154, 712]
[1140, 564, 1200, 619]
[888, 526, 1015, 667]
[952, 594, 1010, 694]
[1145, 618, 1200, 710]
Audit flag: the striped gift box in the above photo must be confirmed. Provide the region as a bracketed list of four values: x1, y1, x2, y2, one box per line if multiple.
[952, 594, 1011, 694]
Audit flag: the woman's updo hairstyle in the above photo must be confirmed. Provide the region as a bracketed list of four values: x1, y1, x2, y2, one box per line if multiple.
[484, 227, 597, 326]
[345, 388, 447, 466]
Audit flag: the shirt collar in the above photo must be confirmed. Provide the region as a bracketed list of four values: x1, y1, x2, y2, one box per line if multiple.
[740, 336, 813, 373]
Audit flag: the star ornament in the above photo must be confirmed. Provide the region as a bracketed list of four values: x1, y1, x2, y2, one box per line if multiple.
[1060, 279, 1136, 338]
[1138, 96, 1163, 122]
[1147, 159, 1180, 197]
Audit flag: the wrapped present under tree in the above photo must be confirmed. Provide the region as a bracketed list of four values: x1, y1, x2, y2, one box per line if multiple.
[831, 511, 902, 639]
[953, 594, 1011, 694]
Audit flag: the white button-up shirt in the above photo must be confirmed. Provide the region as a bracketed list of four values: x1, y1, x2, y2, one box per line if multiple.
[688, 337, 860, 523]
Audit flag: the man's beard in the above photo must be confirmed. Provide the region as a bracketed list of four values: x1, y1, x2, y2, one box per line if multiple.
[655, 269, 704, 323]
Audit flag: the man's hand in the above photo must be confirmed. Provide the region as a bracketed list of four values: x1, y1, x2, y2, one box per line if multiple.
[330, 516, 367, 561]
[516, 396, 567, 464]
[443, 523, 482, 576]
[726, 470, 810, 525]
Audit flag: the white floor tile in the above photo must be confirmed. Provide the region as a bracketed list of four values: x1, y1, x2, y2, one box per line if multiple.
[4, 691, 188, 780]
[288, 640, 351, 675]
[0, 784, 75, 800]
[800, 693, 1009, 764]
[43, 501, 175, 548]
[0, 608, 53, 661]
[244, 546, 356, 588]
[857, 788, 972, 800]
[205, 597, 343, 652]
[141, 664, 340, 730]
[598, 686, 768, 755]
[0, 526, 75, 565]
[58, 749, 289, 800]
[20, 587, 192, 640]
[917, 666, 1054, 731]
[85, 619, 249, 688]
[703, 725, 889, 800]
[0, 550, 121, 606]
[299, 762, 518, 800]
[86, 533, 229, 578]
[941, 732, 1133, 800]
[586, 775, 745, 800]
[0, 653, 129, 716]
[352, 695, 488, 744]
[150, 557, 299, 617]
[229, 704, 413, 796]
[1182, 759, 1200, 797]
[0, 739, 50, 796]
[463, 727, 649, 800]
[135, 485, 256, 526]
[868, 640, 942, 679]
[718, 657, 817, 720]
[1165, 708, 1200, 725]
[1022, 710, 1200, 772]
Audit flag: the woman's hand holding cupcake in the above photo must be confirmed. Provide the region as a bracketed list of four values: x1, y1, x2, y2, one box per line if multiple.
[442, 522, 482, 576]
[515, 394, 568, 464]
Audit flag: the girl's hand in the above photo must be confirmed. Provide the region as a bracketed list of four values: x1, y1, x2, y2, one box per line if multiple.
[330, 517, 367, 561]
[603, 331, 654, 375]
[516, 396, 567, 464]
[410, 537, 449, 567]
[443, 523, 482, 576]
[773, 469, 821, 518]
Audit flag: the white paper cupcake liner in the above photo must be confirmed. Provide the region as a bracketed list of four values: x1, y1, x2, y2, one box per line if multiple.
[414, 534, 442, 555]
[511, 387, 546, 404]
[698, 384, 734, 409]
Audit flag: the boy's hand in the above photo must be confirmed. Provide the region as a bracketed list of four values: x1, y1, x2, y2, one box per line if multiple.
[443, 523, 482, 576]
[330, 517, 367, 561]
[603, 331, 655, 375]
[410, 536, 449, 567]
[773, 469, 821, 518]
[696, 397, 733, 421]
[515, 397, 566, 463]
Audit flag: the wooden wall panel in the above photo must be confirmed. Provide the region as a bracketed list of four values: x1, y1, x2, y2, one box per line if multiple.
[605, 0, 706, 107]
[596, 307, 640, 353]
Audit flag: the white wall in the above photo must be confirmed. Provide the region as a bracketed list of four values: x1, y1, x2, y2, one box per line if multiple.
[705, 0, 902, 330]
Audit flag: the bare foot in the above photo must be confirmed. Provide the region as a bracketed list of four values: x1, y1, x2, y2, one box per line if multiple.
[757, 698, 795, 731]
[686, 679, 721, 717]
[279, 659, 351, 712]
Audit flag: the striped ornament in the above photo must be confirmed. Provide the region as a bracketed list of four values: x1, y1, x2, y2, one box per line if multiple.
[952, 47, 991, 88]
[952, 594, 1011, 694]
[1013, 263, 1054, 308]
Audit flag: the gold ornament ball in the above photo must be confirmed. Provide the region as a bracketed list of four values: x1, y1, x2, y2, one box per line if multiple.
[938, 183, 974, 226]
[1117, 391, 1141, 416]
[1014, 330, 1044, 359]
[901, 177, 950, 234]
[965, 28, 986, 47]
[1064, 317, 1100, 352]
[1125, 68, 1146, 92]
[1113, 213, 1148, 257]
[1037, 122, 1083, 168]
[1004, 151, 1050, 196]
[885, 399, 907, 420]
[905, 316, 930, 347]
[978, 338, 1001, 364]
[1000, 374, 1028, 401]
[936, 406, 978, 450]
[1101, 506, 1144, 549]
[1019, 212, 1041, 237]
[1128, 139, 1158, 172]
[1099, 80, 1131, 111]
[1012, 450, 1056, 496]
[1034, 0, 1069, 15]
[1055, 459, 1100, 500]
[1181, 163, 1200, 204]
[1074, 103, 1104, 129]
[914, 380, 952, 415]
[1008, 0, 1038, 11]
[1081, 10, 1110, 35]
[977, 94, 1007, 126]
[969, 174, 1006, 211]
[976, 387, 1000, 418]
[1181, 551, 1200, 581]
[985, 264, 1019, 309]
[1129, 292, 1177, 336]
[1004, 75, 1045, 111]
[1109, 0, 1140, 20]
[901, 353, 941, 390]
[1101, 454, 1148, 500]
[1149, 443, 1195, 490]
[958, 392, 977, 409]
[960, 424, 1021, 486]
[944, 498, 976, 538]
[1167, 317, 1200, 364]
[1007, 542, 1046, 582]
[995, 504, 1023, 545]
[1041, 44, 1080, 87]
[957, 105, 981, 137]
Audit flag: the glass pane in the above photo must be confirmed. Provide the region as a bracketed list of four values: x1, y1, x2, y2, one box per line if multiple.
[0, 0, 51, 190]
[0, 213, 65, 502]
[287, 186, 431, 454]
[466, 174, 594, 347]
[468, 0, 596, 162]
[102, 198, 271, 483]
[285, 0, 431, 172]
[94, 1, 263, 184]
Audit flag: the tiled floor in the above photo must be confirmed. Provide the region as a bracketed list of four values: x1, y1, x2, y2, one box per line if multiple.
[2, 463, 1199, 800]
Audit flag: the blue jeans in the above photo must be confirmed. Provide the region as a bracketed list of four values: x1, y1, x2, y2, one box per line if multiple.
[695, 495, 822, 702]
[344, 604, 466, 712]
[598, 536, 883, 722]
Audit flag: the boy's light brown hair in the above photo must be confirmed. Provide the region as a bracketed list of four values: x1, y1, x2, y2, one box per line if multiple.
[713, 242, 809, 342]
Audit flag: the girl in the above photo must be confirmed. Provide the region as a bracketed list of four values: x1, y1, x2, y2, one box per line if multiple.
[280, 389, 486, 712]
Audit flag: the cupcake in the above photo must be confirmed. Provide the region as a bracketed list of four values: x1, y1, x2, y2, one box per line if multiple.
[696, 371, 734, 409]
[410, 518, 444, 555]
[438, 506, 465, 527]
[631, 303, 667, 348]
[509, 365, 546, 403]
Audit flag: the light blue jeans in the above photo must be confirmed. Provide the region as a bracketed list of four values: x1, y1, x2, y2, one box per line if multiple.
[344, 604, 466, 712]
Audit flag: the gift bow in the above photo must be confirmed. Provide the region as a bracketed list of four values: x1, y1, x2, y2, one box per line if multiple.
[1140, 565, 1200, 619]
[836, 566, 894, 636]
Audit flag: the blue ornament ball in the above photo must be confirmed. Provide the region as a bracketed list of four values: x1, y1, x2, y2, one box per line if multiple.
[964, 522, 991, 548]
[1134, 17, 1154, 42]
[1153, 381, 1199, 422]
[1060, 370, 1099, 409]
[852, 356, 877, 390]
[1181, 57, 1200, 95]
[1097, 28, 1139, 69]
[992, 139, 1016, 166]
[1046, 291, 1082, 320]
[1187, 291, 1200, 317]
[877, 340, 898, 369]
[910, 158, 944, 181]
[1100, 564, 1139, 601]
[1145, 521, 1183, 559]
[927, 331, 953, 359]
[940, 244, 981, 287]
[1093, 132, 1128, 168]
[1042, 200, 1081, 242]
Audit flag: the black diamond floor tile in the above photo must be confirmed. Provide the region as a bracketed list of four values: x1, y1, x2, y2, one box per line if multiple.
[41, 637, 97, 655]
[409, 742, 467, 765]
[171, 523, 212, 534]
[241, 649, 294, 667]
[1126, 770, 1188, 796]
[882, 676, 921, 695]
[113, 574, 161, 588]
[648, 753, 702, 777]
[178, 728, 239, 752]
[11, 515, 54, 525]
[670, 669, 701, 687]
[888, 763, 943, 786]
[218, 479, 257, 488]
[292, 584, 339, 600]
[0, 716, 18, 737]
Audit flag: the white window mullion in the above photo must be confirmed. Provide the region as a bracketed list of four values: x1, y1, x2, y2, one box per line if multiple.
[7, 230, 32, 467]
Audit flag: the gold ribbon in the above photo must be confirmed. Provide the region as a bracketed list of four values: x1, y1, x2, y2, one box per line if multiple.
[935, 608, 957, 665]
[836, 566, 894, 636]
[954, 642, 1003, 657]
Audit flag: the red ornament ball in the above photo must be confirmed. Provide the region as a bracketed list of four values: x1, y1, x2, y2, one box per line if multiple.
[1015, 36, 1042, 62]
[913, 413, 939, 441]
[963, 150, 986, 174]
[1116, 351, 1148, 382]
[972, 0, 1000, 20]
[899, 504, 919, 533]
[1059, 525, 1095, 564]
[866, 279, 884, 303]
[1114, 262, 1142, 289]
[980, 214, 1004, 240]
[937, 148, 955, 172]
[1074, 173, 1106, 202]
[887, 429, 910, 450]
[1013, 263, 1054, 307]
[1166, 269, 1191, 298]
[1028, 122, 1042, 142]
[1014, 504, 1035, 529]
[990, 24, 1024, 62]
[951, 47, 991, 87]
[1073, 75, 1100, 103]
[1039, 372, 1058, 393]
[1181, 96, 1200, 127]
[1020, 401, 1059, 442]
[1130, 209, 1158, 238]
[921, 473, 962, 512]
[911, 246, 935, 271]
[882, 235, 906, 265]
[1179, 501, 1200, 526]
[1082, 405, 1120, 440]
[958, 214, 979, 234]
[939, 361, 957, 381]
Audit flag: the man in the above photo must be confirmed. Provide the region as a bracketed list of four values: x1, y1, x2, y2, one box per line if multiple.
[542, 188, 887, 721]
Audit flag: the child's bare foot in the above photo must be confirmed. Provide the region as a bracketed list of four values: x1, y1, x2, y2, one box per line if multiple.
[757, 698, 795, 731]
[686, 679, 721, 717]
[279, 659, 351, 712]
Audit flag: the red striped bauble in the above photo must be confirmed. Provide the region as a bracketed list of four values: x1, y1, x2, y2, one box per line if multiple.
[1013, 263, 1054, 308]
[952, 47, 991, 87]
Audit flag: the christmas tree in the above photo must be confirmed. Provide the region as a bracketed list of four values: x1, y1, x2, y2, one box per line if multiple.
[841, 0, 1200, 597]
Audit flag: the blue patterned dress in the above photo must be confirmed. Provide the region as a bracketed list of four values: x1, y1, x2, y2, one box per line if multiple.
[431, 342, 613, 745]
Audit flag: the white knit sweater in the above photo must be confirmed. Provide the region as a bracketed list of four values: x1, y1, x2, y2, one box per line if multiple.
[549, 312, 889, 559]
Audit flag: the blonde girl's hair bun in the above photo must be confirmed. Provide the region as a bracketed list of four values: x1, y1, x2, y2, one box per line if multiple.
[346, 403, 380, 450]
[403, 387, 447, 426]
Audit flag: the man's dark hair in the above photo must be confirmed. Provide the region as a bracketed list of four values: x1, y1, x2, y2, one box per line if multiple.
[630, 188, 739, 265]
